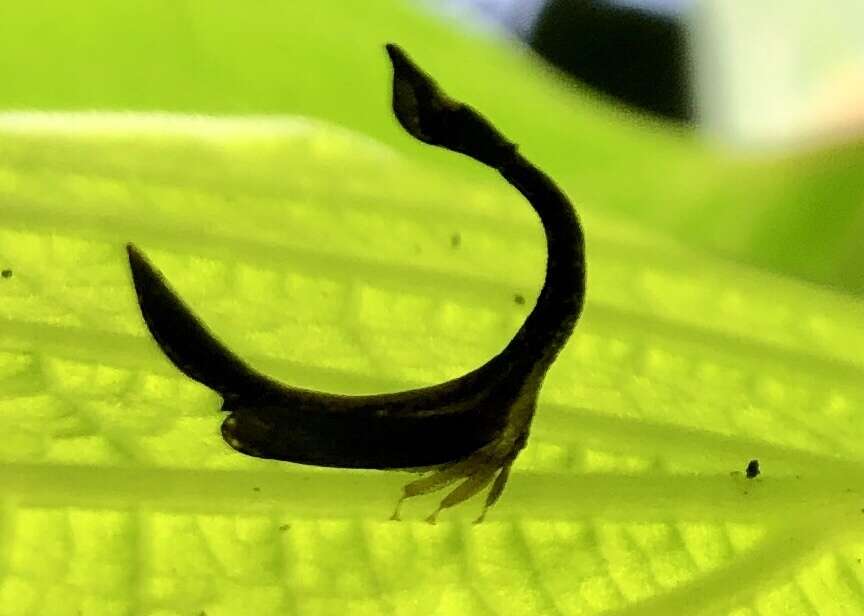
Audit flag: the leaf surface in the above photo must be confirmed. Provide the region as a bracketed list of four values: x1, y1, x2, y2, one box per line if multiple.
[1, 111, 863, 616]
[1, 3, 864, 615]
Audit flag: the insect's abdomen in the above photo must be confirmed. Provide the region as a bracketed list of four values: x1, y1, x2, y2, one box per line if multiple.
[220, 403, 503, 469]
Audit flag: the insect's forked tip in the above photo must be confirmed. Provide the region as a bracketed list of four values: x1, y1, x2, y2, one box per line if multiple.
[384, 43, 403, 62]
[384, 41, 451, 148]
[384, 42, 515, 168]
[125, 243, 152, 281]
[384, 43, 419, 78]
[125, 243, 148, 292]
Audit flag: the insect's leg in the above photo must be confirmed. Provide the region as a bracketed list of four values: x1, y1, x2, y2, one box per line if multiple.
[390, 458, 480, 520]
[390, 499, 406, 522]
[425, 467, 498, 524]
[473, 459, 515, 524]
[473, 433, 527, 523]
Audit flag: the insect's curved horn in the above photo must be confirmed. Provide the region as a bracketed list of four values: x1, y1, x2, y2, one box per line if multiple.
[126, 243, 264, 398]
[386, 43, 517, 169]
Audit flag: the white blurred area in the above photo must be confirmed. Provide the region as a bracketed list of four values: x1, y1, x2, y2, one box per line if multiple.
[690, 0, 864, 149]
[606, 0, 693, 16]
[425, 0, 695, 34]
[418, 0, 547, 37]
[419, 0, 864, 149]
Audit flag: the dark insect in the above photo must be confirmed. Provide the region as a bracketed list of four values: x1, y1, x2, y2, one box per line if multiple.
[126, 43, 586, 523]
[746, 459, 760, 479]
[1, 269, 12, 279]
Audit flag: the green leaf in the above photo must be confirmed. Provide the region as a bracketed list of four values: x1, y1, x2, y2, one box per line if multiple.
[2, 109, 864, 616]
[1, 3, 864, 616]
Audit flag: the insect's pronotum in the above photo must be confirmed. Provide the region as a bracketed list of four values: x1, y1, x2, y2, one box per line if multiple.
[126, 43, 586, 523]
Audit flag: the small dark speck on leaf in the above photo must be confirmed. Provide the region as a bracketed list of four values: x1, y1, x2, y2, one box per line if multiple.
[1, 269, 11, 278]
[450, 232, 461, 248]
[746, 459, 760, 479]
[513, 294, 525, 305]
[279, 523, 291, 532]
[252, 486, 260, 492]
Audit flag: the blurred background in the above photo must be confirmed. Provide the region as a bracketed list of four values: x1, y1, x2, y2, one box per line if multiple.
[1, 0, 863, 296]
[413, 0, 864, 296]
[422, 0, 864, 147]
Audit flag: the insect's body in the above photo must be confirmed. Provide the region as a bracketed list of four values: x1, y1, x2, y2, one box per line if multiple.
[218, 368, 521, 469]
[127, 43, 585, 522]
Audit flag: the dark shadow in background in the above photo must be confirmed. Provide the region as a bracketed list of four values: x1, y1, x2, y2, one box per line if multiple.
[530, 0, 691, 122]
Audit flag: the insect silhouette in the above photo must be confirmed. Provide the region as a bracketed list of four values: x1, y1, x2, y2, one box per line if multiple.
[126, 43, 586, 523]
